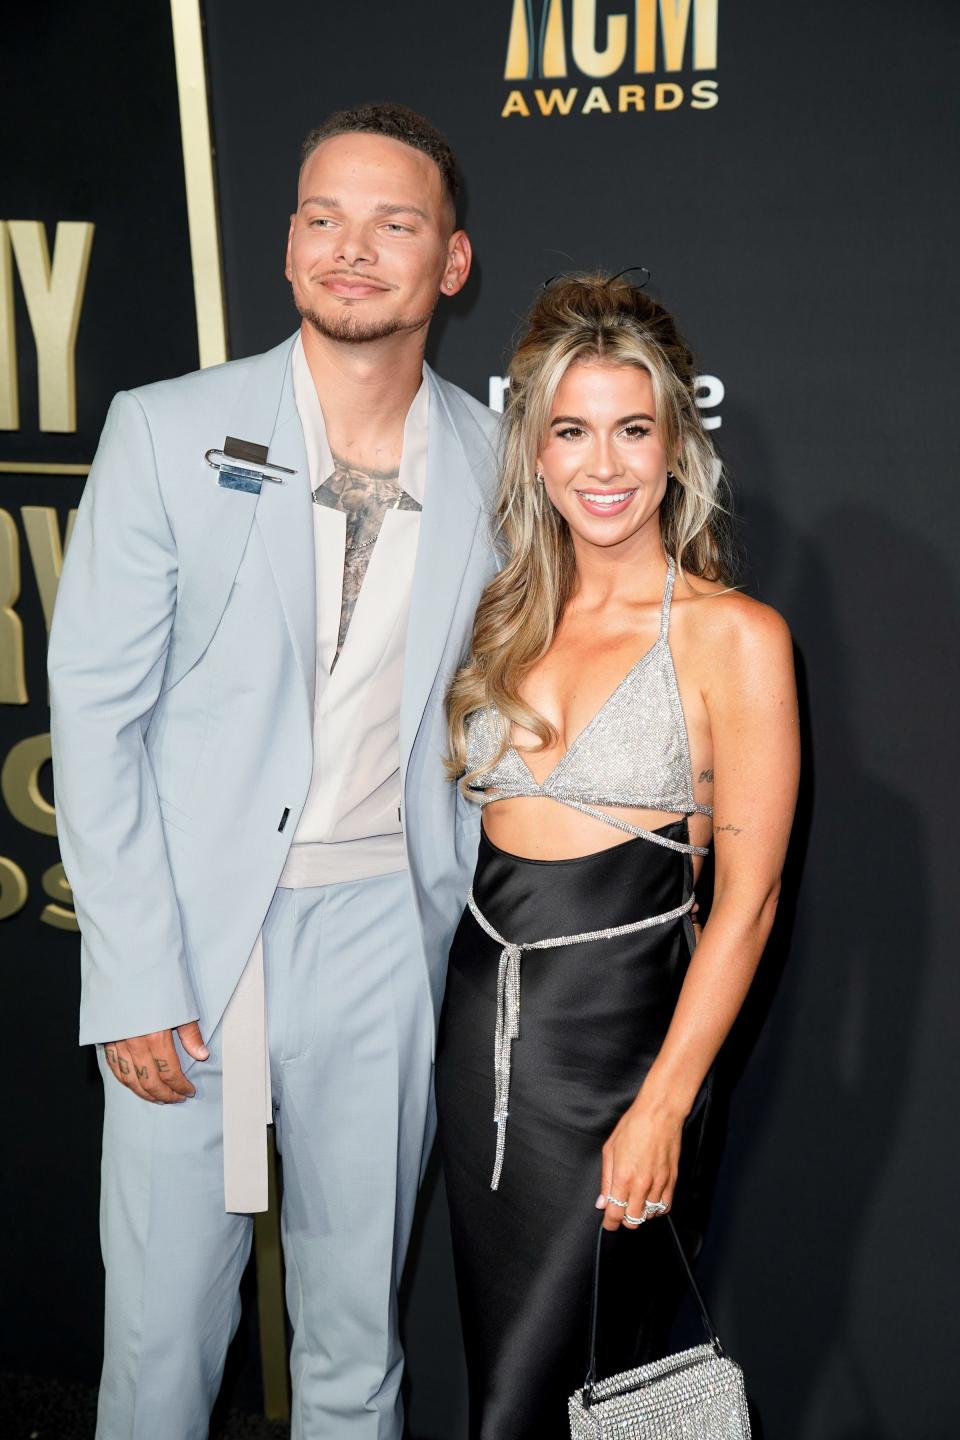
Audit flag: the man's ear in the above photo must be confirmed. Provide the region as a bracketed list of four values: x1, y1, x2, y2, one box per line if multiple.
[441, 229, 472, 296]
[284, 215, 296, 281]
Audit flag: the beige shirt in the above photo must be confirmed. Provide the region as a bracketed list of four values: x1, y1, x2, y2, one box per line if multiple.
[279, 336, 428, 887]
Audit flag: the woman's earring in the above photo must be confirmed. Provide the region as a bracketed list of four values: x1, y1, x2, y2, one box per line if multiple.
[534, 470, 544, 484]
[666, 469, 676, 481]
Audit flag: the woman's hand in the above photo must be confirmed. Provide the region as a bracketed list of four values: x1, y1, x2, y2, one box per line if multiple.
[596, 1089, 686, 1232]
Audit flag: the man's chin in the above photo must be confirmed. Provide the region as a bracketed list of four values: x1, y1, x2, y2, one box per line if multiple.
[297, 302, 433, 346]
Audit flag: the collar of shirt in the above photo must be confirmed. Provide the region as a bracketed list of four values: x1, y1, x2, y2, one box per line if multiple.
[291, 332, 429, 504]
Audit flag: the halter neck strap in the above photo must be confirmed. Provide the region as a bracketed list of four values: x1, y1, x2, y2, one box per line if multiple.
[659, 558, 677, 642]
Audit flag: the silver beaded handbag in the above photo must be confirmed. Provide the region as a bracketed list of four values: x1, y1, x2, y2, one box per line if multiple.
[568, 1219, 751, 1439]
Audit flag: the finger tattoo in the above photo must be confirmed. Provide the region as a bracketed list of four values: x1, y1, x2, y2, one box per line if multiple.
[135, 1065, 149, 1081]
[118, 1057, 130, 1076]
[154, 1058, 169, 1073]
[105, 1047, 118, 1065]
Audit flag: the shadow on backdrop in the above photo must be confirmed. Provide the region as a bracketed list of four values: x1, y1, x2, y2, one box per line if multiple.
[691, 405, 940, 1438]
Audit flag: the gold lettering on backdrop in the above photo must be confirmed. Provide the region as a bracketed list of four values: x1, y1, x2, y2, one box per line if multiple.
[572, 0, 628, 79]
[654, 0, 719, 72]
[1, 732, 57, 836]
[504, 0, 531, 78]
[582, 85, 613, 113]
[542, 0, 568, 77]
[659, 0, 694, 71]
[502, 90, 532, 118]
[505, 0, 568, 78]
[634, 0, 657, 72]
[40, 861, 78, 931]
[22, 505, 77, 639]
[0, 509, 27, 705]
[535, 87, 579, 116]
[656, 82, 684, 109]
[691, 78, 719, 108]
[6, 220, 94, 433]
[503, 0, 719, 112]
[0, 224, 17, 430]
[619, 83, 647, 110]
[0, 855, 28, 921]
[693, 0, 719, 69]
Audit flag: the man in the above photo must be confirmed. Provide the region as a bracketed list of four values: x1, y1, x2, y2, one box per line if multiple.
[49, 103, 497, 1439]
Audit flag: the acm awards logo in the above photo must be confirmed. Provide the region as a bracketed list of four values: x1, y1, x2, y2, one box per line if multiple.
[501, 0, 719, 118]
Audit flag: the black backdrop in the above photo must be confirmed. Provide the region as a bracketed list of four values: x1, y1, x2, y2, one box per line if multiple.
[0, 0, 200, 1395]
[3, 2, 960, 1437]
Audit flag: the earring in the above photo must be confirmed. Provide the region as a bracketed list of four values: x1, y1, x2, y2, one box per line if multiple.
[534, 470, 544, 484]
[666, 469, 676, 480]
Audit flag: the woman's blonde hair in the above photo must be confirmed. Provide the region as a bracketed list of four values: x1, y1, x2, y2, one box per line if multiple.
[446, 272, 736, 781]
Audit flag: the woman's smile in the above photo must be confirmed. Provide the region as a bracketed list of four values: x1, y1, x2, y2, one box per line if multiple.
[574, 487, 639, 517]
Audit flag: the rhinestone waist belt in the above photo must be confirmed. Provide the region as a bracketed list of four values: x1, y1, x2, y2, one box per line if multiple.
[465, 889, 696, 1190]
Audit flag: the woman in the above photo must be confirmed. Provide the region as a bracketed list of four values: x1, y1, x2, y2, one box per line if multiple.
[436, 274, 799, 1439]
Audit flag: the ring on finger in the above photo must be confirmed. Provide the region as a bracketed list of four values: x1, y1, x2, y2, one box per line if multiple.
[605, 1195, 629, 1209]
[644, 1199, 668, 1216]
[624, 1212, 646, 1226]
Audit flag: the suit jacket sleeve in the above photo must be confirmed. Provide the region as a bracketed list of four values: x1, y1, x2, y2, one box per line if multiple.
[49, 390, 199, 1044]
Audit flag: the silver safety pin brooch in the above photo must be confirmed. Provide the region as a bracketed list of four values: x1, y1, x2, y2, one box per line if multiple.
[206, 436, 298, 494]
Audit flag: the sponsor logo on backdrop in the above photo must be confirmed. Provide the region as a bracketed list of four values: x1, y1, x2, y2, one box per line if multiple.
[488, 372, 724, 429]
[501, 0, 719, 118]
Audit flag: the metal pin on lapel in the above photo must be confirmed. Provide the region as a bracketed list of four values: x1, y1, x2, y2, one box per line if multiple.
[206, 436, 297, 494]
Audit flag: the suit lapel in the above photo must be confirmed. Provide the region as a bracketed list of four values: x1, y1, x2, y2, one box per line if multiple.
[253, 358, 315, 723]
[400, 368, 487, 771]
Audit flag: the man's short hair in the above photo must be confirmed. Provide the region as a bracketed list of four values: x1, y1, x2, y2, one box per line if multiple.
[300, 102, 460, 221]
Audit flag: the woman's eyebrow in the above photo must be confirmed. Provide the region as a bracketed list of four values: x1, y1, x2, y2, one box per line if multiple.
[550, 412, 655, 425]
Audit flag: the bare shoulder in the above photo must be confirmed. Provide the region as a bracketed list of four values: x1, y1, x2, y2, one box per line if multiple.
[673, 574, 794, 684]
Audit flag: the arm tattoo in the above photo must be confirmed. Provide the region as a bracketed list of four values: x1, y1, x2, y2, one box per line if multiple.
[715, 823, 744, 835]
[698, 768, 714, 782]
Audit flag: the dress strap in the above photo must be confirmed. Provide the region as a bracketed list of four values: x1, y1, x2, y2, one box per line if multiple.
[467, 888, 696, 1190]
[557, 798, 710, 856]
[659, 557, 677, 642]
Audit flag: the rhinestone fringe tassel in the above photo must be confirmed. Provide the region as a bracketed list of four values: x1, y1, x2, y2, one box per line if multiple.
[466, 890, 696, 1190]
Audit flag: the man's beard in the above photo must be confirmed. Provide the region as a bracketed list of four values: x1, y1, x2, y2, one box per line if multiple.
[294, 290, 437, 345]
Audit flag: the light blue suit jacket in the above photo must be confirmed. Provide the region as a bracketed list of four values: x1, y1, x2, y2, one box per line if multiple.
[49, 334, 498, 1047]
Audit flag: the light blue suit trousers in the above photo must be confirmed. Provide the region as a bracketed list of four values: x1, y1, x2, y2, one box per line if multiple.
[97, 870, 434, 1440]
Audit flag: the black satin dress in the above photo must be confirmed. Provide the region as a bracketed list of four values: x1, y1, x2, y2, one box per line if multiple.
[435, 821, 720, 1440]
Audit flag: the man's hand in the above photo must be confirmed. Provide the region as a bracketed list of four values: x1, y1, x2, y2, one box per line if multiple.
[103, 1022, 209, 1103]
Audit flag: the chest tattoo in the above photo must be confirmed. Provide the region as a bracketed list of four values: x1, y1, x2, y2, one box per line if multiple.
[313, 453, 421, 666]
